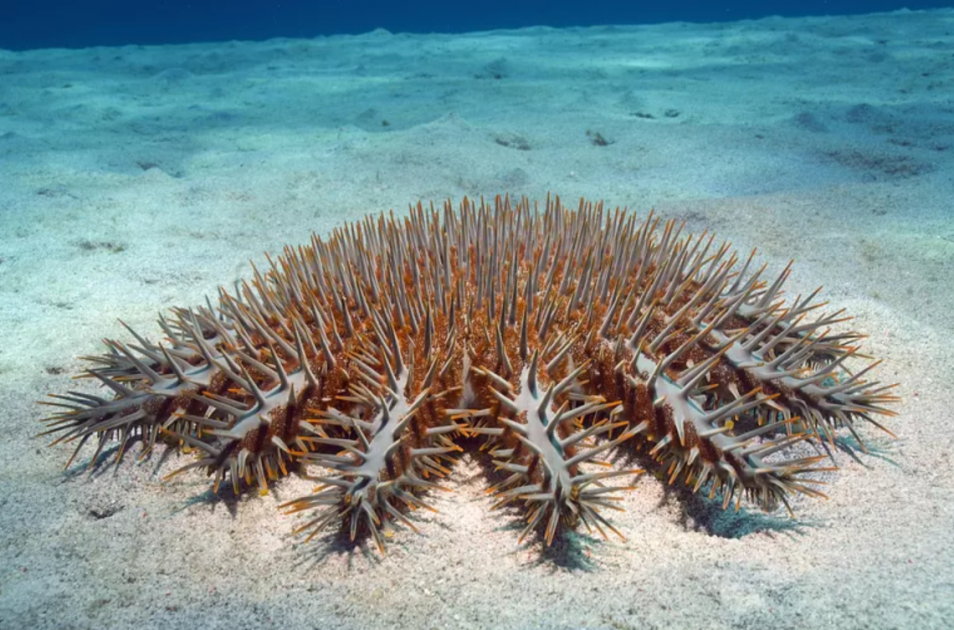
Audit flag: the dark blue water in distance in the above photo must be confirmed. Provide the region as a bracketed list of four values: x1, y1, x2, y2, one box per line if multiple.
[1, 0, 952, 50]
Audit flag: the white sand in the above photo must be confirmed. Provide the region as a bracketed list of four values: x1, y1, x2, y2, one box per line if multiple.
[1, 9, 953, 629]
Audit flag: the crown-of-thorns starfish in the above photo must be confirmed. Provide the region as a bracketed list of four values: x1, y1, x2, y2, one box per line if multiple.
[40, 195, 898, 552]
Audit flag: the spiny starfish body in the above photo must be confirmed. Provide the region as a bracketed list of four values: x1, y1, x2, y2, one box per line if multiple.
[41, 196, 898, 552]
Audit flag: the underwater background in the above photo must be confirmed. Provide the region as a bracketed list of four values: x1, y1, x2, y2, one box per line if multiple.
[1, 0, 952, 49]
[1, 1, 953, 629]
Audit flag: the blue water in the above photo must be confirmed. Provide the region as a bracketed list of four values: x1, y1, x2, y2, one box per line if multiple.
[2, 0, 952, 50]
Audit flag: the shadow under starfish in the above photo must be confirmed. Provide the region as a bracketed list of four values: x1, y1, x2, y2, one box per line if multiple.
[492, 510, 601, 572]
[657, 479, 818, 539]
[59, 439, 179, 483]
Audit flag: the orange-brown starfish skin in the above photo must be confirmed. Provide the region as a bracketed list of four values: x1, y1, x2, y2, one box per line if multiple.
[40, 195, 898, 552]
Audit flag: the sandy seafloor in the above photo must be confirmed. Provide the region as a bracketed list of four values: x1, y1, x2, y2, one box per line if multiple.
[1, 8, 953, 630]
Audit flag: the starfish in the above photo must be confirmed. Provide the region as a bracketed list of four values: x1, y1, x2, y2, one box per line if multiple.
[40, 195, 898, 553]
